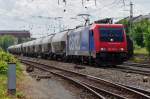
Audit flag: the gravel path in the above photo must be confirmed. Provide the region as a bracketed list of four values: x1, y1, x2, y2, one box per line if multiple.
[19, 65, 97, 99]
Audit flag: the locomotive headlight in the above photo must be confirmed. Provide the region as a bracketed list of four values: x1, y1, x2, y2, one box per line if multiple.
[120, 48, 124, 51]
[101, 48, 104, 51]
[101, 48, 106, 51]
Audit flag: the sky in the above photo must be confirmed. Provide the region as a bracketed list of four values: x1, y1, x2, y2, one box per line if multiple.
[0, 0, 149, 38]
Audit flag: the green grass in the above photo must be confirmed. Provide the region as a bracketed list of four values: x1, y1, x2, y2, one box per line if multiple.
[0, 49, 24, 99]
[0, 75, 9, 99]
[134, 47, 149, 55]
[130, 57, 146, 63]
[131, 47, 149, 63]
[0, 66, 23, 99]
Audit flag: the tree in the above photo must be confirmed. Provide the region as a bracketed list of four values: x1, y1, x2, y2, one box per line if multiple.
[145, 32, 150, 56]
[0, 35, 17, 51]
[132, 21, 145, 47]
[117, 19, 130, 35]
[118, 18, 150, 55]
[143, 19, 150, 55]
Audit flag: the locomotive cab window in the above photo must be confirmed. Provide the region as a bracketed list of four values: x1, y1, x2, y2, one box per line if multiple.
[99, 28, 124, 42]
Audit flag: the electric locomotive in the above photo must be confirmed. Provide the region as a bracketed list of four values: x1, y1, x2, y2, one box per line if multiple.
[66, 23, 128, 65]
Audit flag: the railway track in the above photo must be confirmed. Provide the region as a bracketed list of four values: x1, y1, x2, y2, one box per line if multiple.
[16, 55, 150, 76]
[123, 62, 150, 68]
[115, 62, 150, 76]
[120, 84, 150, 97]
[19, 57, 150, 99]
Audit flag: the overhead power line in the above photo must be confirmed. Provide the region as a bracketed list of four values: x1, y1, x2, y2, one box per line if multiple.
[58, 0, 97, 6]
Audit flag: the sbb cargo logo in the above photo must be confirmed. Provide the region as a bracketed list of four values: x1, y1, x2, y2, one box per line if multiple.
[69, 32, 81, 51]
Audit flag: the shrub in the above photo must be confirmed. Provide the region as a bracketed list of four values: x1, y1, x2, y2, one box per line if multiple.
[0, 50, 18, 63]
[0, 50, 19, 74]
[0, 61, 7, 74]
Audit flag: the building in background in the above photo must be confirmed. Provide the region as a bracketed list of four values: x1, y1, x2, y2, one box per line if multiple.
[0, 30, 31, 44]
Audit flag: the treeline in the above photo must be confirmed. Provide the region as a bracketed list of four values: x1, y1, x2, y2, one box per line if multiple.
[0, 35, 16, 51]
[119, 19, 150, 55]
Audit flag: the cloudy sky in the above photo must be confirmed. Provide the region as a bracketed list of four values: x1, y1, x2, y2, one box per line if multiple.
[0, 0, 149, 38]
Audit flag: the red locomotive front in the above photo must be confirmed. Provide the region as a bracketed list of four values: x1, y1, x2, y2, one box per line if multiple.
[92, 24, 128, 65]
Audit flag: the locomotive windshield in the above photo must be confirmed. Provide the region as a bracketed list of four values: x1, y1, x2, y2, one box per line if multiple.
[100, 28, 124, 42]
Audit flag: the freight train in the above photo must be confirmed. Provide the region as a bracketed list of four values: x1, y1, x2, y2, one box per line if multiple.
[8, 23, 133, 66]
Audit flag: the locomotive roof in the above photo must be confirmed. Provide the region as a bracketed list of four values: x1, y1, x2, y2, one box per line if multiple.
[90, 24, 124, 29]
[93, 23, 123, 27]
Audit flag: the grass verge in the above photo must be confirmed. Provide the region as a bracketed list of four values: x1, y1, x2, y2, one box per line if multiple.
[134, 47, 149, 55]
[0, 49, 25, 99]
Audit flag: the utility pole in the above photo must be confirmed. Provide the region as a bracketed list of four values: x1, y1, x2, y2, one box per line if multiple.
[82, 0, 84, 6]
[130, 1, 133, 19]
[95, 0, 97, 6]
[58, 0, 59, 5]
[129, 1, 133, 36]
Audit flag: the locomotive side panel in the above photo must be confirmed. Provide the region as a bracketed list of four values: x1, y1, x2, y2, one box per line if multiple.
[67, 27, 90, 56]
[68, 30, 81, 55]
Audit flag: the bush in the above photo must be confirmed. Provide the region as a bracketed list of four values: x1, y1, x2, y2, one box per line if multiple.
[0, 50, 19, 74]
[0, 50, 17, 63]
[0, 61, 7, 74]
[0, 35, 16, 51]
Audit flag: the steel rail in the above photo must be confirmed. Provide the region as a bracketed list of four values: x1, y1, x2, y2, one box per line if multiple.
[23, 61, 105, 99]
[119, 84, 150, 96]
[124, 62, 150, 68]
[20, 58, 150, 99]
[116, 65, 150, 76]
[22, 61, 126, 99]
